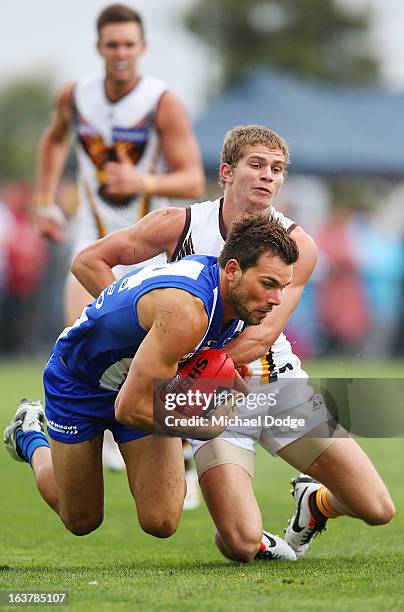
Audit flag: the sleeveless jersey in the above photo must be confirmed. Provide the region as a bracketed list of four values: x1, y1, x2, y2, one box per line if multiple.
[171, 198, 298, 381]
[72, 74, 169, 238]
[53, 255, 246, 390]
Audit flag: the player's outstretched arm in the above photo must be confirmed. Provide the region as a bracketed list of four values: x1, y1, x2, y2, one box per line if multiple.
[224, 227, 317, 366]
[71, 207, 187, 298]
[115, 288, 208, 432]
[33, 82, 74, 242]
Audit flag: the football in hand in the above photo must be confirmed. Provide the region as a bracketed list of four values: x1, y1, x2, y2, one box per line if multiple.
[163, 349, 235, 417]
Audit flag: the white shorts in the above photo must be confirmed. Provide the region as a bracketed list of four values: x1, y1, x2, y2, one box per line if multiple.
[190, 355, 337, 457]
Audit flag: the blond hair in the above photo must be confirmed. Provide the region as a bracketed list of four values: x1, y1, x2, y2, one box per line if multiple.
[220, 125, 289, 187]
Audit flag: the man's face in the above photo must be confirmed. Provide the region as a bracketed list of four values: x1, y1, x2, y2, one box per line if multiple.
[228, 252, 293, 326]
[221, 145, 286, 212]
[97, 22, 146, 84]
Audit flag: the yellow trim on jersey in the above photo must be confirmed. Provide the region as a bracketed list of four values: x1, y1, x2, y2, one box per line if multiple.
[139, 192, 151, 218]
[83, 180, 108, 239]
[260, 354, 270, 385]
[82, 177, 152, 240]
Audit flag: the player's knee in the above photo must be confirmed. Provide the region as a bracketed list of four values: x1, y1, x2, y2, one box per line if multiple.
[364, 495, 395, 526]
[139, 514, 179, 539]
[61, 511, 103, 536]
[217, 527, 261, 563]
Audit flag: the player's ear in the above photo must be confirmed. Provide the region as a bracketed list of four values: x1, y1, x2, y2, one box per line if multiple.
[224, 259, 242, 283]
[220, 163, 233, 185]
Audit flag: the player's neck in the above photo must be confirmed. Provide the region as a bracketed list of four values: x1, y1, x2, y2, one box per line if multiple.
[104, 75, 140, 102]
[221, 192, 273, 235]
[221, 193, 236, 237]
[219, 270, 237, 327]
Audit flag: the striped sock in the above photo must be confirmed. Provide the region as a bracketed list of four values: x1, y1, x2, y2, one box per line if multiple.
[315, 485, 343, 519]
[16, 429, 50, 464]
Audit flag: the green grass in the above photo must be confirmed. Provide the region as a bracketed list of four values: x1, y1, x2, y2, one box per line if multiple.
[304, 358, 404, 378]
[1, 358, 404, 611]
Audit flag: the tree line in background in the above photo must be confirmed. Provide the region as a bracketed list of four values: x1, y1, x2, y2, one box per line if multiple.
[0, 79, 53, 183]
[185, 0, 379, 87]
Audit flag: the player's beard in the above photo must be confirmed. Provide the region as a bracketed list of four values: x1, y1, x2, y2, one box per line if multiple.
[229, 283, 269, 326]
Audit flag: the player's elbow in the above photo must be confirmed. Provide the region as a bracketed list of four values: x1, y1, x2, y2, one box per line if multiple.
[115, 397, 152, 432]
[71, 249, 100, 296]
[70, 249, 87, 280]
[114, 403, 140, 429]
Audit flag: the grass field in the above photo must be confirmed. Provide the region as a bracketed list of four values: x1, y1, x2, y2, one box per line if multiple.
[0, 358, 404, 611]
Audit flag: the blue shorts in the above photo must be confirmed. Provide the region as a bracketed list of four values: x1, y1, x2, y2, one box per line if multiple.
[43, 352, 148, 444]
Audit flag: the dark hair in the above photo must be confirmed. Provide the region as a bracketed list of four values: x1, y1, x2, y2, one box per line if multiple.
[219, 213, 299, 271]
[97, 4, 144, 38]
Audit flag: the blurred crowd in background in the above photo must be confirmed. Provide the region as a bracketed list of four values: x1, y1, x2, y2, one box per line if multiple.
[284, 191, 404, 359]
[1, 175, 403, 360]
[1, 0, 404, 361]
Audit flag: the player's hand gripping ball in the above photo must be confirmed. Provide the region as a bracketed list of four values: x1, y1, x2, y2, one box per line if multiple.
[163, 349, 235, 418]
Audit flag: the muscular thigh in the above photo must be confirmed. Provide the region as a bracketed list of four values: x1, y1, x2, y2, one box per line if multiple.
[307, 436, 389, 498]
[119, 436, 185, 517]
[50, 433, 104, 518]
[277, 422, 345, 472]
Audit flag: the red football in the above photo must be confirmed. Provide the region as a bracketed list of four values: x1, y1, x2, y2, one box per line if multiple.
[163, 349, 235, 418]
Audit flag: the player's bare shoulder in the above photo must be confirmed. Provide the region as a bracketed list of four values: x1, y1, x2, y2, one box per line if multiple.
[155, 90, 188, 128]
[139, 284, 208, 348]
[138, 206, 188, 257]
[158, 288, 209, 348]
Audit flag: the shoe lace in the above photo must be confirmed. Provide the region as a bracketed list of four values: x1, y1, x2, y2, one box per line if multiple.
[255, 548, 281, 561]
[301, 522, 327, 546]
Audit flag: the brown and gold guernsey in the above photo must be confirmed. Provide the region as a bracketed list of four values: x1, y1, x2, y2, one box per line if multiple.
[71, 74, 169, 254]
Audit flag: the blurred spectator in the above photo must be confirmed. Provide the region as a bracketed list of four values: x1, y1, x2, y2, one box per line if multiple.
[284, 282, 317, 359]
[0, 199, 15, 310]
[392, 229, 404, 356]
[0, 181, 47, 355]
[352, 208, 403, 357]
[315, 205, 370, 355]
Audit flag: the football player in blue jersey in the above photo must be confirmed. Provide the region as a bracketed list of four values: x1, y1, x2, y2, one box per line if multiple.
[4, 214, 298, 540]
